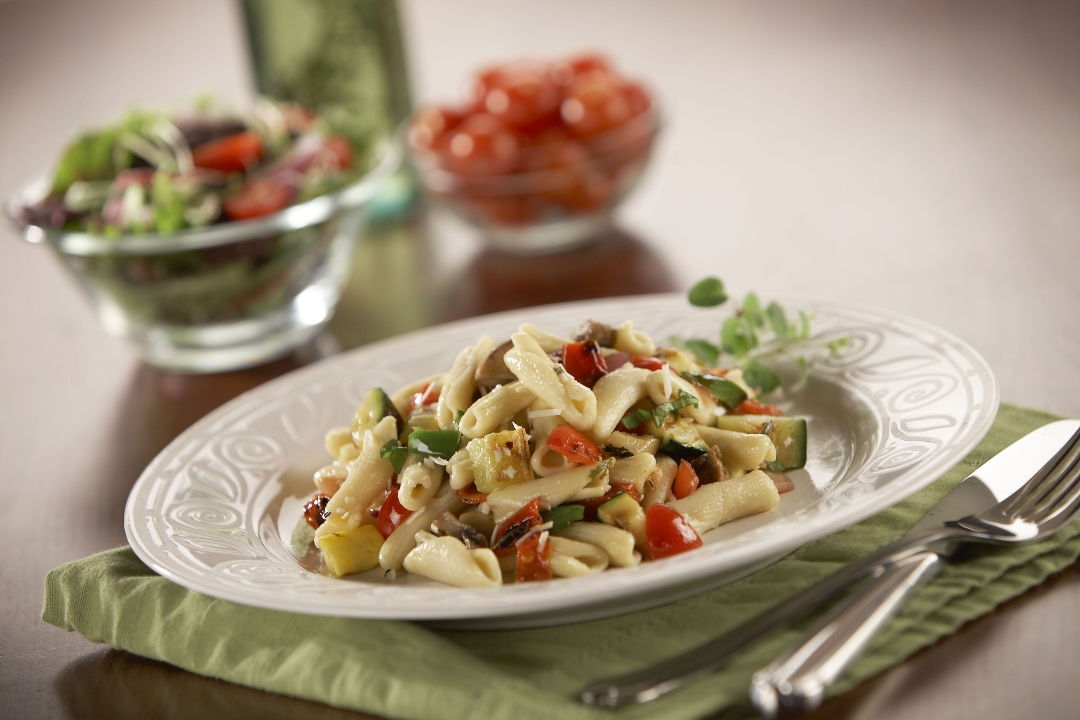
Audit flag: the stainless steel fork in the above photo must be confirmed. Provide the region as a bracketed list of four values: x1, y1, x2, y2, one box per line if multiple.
[750, 420, 1080, 717]
[579, 420, 1080, 709]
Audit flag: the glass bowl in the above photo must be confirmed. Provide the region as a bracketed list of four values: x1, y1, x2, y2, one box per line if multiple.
[7, 140, 401, 373]
[409, 107, 660, 253]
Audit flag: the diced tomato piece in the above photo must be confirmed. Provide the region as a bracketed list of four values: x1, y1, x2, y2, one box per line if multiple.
[376, 485, 413, 539]
[562, 340, 608, 387]
[733, 398, 784, 416]
[192, 131, 264, 173]
[303, 493, 331, 530]
[222, 177, 293, 221]
[645, 504, 703, 560]
[547, 425, 603, 464]
[630, 355, 665, 371]
[514, 532, 554, 582]
[491, 497, 543, 556]
[673, 460, 700, 500]
[456, 484, 489, 505]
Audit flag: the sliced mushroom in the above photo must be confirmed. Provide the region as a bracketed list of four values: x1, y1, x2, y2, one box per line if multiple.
[474, 339, 516, 393]
[572, 320, 616, 348]
[691, 446, 731, 485]
[431, 511, 490, 549]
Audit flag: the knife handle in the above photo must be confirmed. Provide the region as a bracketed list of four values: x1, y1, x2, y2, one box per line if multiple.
[749, 550, 942, 718]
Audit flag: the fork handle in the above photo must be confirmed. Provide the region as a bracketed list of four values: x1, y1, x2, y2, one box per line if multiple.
[578, 527, 955, 707]
[749, 550, 942, 718]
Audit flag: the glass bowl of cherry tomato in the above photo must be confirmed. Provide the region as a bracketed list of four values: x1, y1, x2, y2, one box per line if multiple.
[8, 99, 401, 372]
[408, 53, 659, 252]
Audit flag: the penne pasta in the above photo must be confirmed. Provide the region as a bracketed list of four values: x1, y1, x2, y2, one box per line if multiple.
[504, 332, 597, 433]
[668, 469, 780, 535]
[403, 532, 502, 588]
[458, 381, 536, 439]
[304, 317, 806, 587]
[592, 367, 651, 440]
[549, 536, 609, 578]
[694, 425, 777, 474]
[556, 522, 641, 567]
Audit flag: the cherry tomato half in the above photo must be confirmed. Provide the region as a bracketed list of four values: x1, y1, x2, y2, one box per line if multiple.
[222, 177, 293, 221]
[734, 398, 784, 416]
[645, 504, 703, 560]
[673, 460, 700, 500]
[376, 485, 414, 539]
[630, 355, 665, 371]
[323, 135, 353, 171]
[562, 340, 608, 387]
[192, 131, 264, 173]
[514, 532, 554, 582]
[547, 425, 603, 464]
[491, 497, 543, 556]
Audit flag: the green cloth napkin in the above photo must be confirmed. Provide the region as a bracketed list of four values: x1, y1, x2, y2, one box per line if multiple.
[43, 403, 1080, 720]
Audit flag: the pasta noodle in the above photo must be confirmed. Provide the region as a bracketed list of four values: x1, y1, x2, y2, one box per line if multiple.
[668, 470, 780, 535]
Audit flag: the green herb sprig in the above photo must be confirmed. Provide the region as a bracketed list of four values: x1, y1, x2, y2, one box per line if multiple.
[679, 277, 849, 396]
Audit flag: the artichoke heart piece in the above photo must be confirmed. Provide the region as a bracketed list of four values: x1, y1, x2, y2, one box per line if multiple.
[316, 524, 385, 577]
[468, 427, 534, 493]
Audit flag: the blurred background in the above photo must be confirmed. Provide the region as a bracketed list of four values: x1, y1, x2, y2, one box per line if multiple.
[2, 0, 1080, 400]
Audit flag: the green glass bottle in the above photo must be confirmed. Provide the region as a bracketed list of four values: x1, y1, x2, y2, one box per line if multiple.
[241, 0, 416, 220]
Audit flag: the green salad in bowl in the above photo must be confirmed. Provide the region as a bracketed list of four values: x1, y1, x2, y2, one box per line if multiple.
[11, 99, 399, 372]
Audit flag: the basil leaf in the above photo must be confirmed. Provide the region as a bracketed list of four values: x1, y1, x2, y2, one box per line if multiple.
[620, 408, 654, 430]
[688, 277, 728, 307]
[743, 360, 780, 394]
[380, 440, 409, 473]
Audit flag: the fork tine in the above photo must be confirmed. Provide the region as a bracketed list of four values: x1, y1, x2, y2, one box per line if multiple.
[1016, 432, 1080, 520]
[1000, 427, 1080, 517]
[1030, 459, 1080, 531]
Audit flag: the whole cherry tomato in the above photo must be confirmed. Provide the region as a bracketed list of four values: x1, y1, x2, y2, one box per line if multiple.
[551, 53, 614, 86]
[560, 72, 632, 137]
[446, 113, 522, 176]
[408, 105, 463, 152]
[480, 65, 561, 129]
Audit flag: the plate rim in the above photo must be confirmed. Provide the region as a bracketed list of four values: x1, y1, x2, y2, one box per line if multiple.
[124, 292, 999, 621]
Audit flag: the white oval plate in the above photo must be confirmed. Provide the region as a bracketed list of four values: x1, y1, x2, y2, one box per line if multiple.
[125, 294, 997, 628]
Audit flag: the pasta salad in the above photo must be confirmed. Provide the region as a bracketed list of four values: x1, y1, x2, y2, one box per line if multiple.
[302, 319, 807, 588]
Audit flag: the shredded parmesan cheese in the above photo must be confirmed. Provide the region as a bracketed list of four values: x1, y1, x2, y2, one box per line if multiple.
[661, 363, 673, 400]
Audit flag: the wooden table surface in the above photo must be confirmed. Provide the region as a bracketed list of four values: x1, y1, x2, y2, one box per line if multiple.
[2, 1, 1078, 718]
